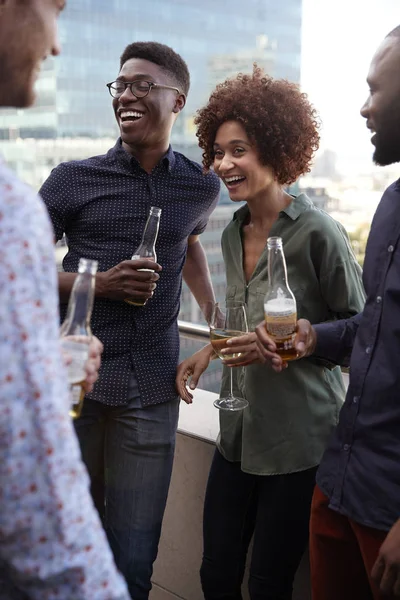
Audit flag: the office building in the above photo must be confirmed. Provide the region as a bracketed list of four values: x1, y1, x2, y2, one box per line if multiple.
[0, 0, 303, 392]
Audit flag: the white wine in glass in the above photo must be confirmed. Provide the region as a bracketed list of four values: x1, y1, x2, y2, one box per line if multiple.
[209, 301, 249, 411]
[210, 328, 244, 360]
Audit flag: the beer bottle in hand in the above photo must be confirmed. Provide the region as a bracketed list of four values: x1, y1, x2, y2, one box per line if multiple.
[264, 237, 298, 362]
[60, 258, 97, 418]
[125, 206, 162, 307]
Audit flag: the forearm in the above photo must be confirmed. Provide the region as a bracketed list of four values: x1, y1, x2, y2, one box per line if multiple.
[313, 312, 362, 367]
[183, 240, 215, 307]
[58, 271, 78, 302]
[58, 271, 108, 302]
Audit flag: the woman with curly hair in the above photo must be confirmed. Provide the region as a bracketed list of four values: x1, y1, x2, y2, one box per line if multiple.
[176, 67, 365, 599]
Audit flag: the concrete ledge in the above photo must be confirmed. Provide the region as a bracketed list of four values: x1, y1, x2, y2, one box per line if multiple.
[151, 584, 185, 599]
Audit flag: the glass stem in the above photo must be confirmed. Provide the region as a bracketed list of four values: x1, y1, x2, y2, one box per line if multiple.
[229, 368, 234, 398]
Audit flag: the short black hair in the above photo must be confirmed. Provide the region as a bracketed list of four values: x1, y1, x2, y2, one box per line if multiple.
[120, 41, 190, 96]
[387, 25, 400, 38]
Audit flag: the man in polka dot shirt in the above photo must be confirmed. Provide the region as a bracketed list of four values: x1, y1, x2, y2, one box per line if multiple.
[40, 41, 220, 599]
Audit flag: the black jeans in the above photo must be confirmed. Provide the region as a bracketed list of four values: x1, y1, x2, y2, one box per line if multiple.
[200, 449, 317, 600]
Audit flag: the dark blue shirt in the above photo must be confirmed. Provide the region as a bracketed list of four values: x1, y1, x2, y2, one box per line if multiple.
[314, 179, 400, 531]
[40, 139, 220, 407]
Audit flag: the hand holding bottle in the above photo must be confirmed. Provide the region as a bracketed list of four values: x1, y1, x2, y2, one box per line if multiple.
[255, 318, 317, 372]
[60, 335, 103, 391]
[60, 258, 97, 418]
[96, 258, 161, 303]
[124, 206, 162, 306]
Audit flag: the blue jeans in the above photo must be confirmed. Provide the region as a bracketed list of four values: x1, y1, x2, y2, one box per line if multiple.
[74, 397, 180, 600]
[201, 449, 317, 600]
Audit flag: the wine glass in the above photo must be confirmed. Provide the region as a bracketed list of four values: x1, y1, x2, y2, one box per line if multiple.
[209, 301, 249, 411]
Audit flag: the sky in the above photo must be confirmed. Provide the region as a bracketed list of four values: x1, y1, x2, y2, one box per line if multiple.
[301, 0, 400, 174]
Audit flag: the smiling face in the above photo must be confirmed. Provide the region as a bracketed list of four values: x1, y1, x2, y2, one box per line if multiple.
[0, 0, 64, 108]
[112, 58, 185, 151]
[360, 35, 400, 166]
[213, 120, 275, 202]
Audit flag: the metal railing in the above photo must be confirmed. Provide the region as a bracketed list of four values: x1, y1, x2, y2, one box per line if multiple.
[177, 320, 209, 342]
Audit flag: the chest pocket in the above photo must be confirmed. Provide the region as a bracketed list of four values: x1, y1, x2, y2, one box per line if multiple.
[226, 285, 237, 300]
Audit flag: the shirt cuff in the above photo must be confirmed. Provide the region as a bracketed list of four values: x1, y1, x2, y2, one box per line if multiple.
[313, 321, 344, 366]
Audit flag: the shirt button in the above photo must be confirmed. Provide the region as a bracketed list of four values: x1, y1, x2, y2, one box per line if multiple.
[376, 296, 382, 304]
[366, 346, 371, 355]
[353, 396, 359, 404]
[388, 245, 394, 253]
[343, 444, 350, 451]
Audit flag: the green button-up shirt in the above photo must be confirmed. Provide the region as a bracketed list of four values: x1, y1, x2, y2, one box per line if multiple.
[218, 194, 365, 475]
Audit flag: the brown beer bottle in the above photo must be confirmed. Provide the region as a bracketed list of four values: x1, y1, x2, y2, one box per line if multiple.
[125, 206, 162, 307]
[264, 237, 298, 362]
[60, 258, 97, 418]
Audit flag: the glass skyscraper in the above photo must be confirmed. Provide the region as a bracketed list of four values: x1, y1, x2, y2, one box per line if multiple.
[0, 0, 302, 146]
[0, 0, 302, 392]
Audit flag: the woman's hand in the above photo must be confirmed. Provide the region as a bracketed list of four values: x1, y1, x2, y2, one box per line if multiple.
[220, 332, 265, 367]
[176, 345, 215, 404]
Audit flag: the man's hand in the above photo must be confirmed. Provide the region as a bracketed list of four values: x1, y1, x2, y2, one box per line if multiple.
[255, 318, 317, 372]
[372, 519, 400, 596]
[176, 345, 214, 404]
[96, 259, 162, 303]
[294, 318, 317, 357]
[81, 336, 103, 393]
[220, 332, 265, 367]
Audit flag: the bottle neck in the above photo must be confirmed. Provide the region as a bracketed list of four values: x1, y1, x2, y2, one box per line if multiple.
[61, 272, 95, 334]
[267, 246, 290, 289]
[142, 215, 159, 247]
[134, 214, 160, 258]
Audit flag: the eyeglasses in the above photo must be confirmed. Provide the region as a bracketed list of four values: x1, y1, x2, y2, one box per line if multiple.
[106, 80, 181, 99]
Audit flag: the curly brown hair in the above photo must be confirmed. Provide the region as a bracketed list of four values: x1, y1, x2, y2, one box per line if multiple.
[195, 66, 320, 185]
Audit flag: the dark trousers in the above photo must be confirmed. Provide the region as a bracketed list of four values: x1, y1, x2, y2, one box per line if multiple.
[200, 449, 317, 600]
[310, 485, 388, 600]
[74, 397, 179, 600]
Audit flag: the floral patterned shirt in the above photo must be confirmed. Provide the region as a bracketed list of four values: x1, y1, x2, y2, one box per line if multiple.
[0, 157, 129, 600]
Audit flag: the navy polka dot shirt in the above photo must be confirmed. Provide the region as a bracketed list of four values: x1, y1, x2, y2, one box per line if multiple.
[40, 139, 220, 406]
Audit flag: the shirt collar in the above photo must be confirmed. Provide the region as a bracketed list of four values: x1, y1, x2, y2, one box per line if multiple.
[111, 138, 176, 174]
[232, 193, 314, 224]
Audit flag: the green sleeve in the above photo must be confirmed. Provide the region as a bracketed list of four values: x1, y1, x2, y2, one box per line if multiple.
[315, 219, 366, 318]
[308, 218, 365, 369]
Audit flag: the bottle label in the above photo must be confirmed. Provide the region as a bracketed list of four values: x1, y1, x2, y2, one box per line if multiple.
[264, 299, 297, 339]
[60, 339, 89, 384]
[265, 315, 297, 338]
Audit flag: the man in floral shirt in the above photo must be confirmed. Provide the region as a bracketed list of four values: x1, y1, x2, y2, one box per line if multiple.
[0, 2, 130, 599]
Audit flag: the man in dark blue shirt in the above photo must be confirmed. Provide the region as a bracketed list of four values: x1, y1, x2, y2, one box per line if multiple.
[40, 42, 219, 600]
[255, 25, 400, 600]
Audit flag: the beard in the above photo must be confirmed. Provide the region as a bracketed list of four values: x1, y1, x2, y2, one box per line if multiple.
[373, 103, 400, 166]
